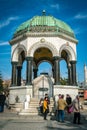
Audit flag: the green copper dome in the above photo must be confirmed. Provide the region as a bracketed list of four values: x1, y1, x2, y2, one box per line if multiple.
[13, 12, 75, 38]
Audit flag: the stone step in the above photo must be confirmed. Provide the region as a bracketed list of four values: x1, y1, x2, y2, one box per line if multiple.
[30, 98, 39, 102]
[19, 108, 39, 115]
[29, 102, 39, 105]
[18, 97, 54, 115]
[21, 109, 38, 113]
[13, 103, 23, 107]
[19, 112, 38, 116]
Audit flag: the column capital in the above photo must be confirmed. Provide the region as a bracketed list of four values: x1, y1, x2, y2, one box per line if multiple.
[70, 60, 77, 64]
[25, 56, 33, 61]
[53, 56, 60, 61]
[11, 61, 18, 65]
[17, 65, 22, 69]
[33, 68, 38, 71]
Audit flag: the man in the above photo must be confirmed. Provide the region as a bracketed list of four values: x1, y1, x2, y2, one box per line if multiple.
[73, 95, 81, 124]
[57, 95, 67, 122]
[55, 94, 61, 120]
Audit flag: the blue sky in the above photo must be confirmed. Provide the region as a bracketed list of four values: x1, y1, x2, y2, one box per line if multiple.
[0, 0, 87, 82]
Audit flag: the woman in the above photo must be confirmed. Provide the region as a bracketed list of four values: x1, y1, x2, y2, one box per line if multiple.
[39, 98, 43, 114]
[43, 97, 49, 120]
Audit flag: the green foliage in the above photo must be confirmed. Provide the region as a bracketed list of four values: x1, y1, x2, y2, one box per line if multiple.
[60, 77, 68, 85]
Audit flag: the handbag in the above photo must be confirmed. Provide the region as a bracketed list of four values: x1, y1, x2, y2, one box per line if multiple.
[68, 105, 74, 113]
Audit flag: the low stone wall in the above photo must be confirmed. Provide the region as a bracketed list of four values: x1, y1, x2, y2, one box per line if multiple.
[9, 85, 33, 104]
[54, 85, 78, 100]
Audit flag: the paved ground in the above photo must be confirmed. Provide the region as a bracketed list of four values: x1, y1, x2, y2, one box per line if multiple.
[0, 109, 87, 130]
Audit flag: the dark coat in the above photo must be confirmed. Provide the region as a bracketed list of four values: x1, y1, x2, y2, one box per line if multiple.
[0, 94, 6, 105]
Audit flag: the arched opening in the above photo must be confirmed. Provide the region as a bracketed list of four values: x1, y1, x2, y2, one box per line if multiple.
[60, 60, 68, 85]
[60, 50, 69, 85]
[34, 47, 53, 65]
[33, 47, 53, 79]
[32, 47, 54, 98]
[17, 50, 26, 86]
[33, 61, 53, 98]
[38, 62, 52, 76]
[21, 61, 26, 85]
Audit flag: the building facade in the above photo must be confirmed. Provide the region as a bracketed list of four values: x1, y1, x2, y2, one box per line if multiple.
[84, 64, 87, 86]
[9, 11, 78, 104]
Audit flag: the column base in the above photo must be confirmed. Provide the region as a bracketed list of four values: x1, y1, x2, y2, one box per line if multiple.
[11, 84, 17, 87]
[54, 82, 60, 85]
[26, 82, 32, 85]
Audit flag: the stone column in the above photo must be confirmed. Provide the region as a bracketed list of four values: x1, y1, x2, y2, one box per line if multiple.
[26, 57, 33, 85]
[52, 67, 54, 78]
[17, 66, 22, 86]
[67, 64, 72, 85]
[53, 56, 60, 85]
[11, 61, 18, 86]
[70, 61, 77, 86]
[33, 68, 38, 79]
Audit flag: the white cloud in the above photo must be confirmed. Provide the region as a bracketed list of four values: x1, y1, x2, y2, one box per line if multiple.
[50, 4, 59, 10]
[74, 14, 87, 19]
[73, 28, 81, 35]
[0, 41, 9, 46]
[73, 27, 87, 35]
[0, 16, 19, 29]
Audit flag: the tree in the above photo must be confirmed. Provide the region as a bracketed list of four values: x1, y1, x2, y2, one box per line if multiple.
[60, 77, 68, 85]
[0, 71, 3, 92]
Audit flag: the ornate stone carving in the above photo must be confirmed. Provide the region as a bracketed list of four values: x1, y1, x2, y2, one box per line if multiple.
[66, 42, 69, 46]
[28, 40, 59, 57]
[40, 38, 45, 43]
[59, 44, 76, 61]
[12, 44, 27, 61]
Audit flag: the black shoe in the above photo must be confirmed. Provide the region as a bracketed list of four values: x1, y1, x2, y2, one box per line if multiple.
[78, 123, 82, 125]
[73, 122, 76, 124]
[44, 119, 47, 120]
[61, 121, 65, 123]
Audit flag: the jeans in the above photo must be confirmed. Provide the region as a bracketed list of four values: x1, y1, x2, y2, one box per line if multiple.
[58, 110, 65, 122]
[0, 105, 4, 112]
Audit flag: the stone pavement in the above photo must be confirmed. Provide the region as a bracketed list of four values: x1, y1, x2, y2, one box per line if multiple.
[0, 109, 87, 130]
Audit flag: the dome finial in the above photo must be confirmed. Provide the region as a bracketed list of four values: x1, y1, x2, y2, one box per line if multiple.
[42, 10, 46, 16]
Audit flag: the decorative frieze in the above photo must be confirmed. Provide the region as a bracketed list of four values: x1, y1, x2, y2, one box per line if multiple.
[28, 40, 59, 56]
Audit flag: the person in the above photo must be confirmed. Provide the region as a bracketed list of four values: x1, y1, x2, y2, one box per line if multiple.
[66, 94, 72, 113]
[73, 95, 81, 124]
[55, 94, 61, 120]
[5, 94, 11, 109]
[57, 94, 67, 122]
[45, 93, 50, 105]
[66, 94, 72, 105]
[54, 94, 61, 111]
[39, 98, 43, 114]
[43, 97, 49, 120]
[0, 92, 6, 112]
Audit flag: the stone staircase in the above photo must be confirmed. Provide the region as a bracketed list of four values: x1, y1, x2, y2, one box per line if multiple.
[18, 97, 54, 116]
[10, 103, 23, 112]
[18, 98, 40, 115]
